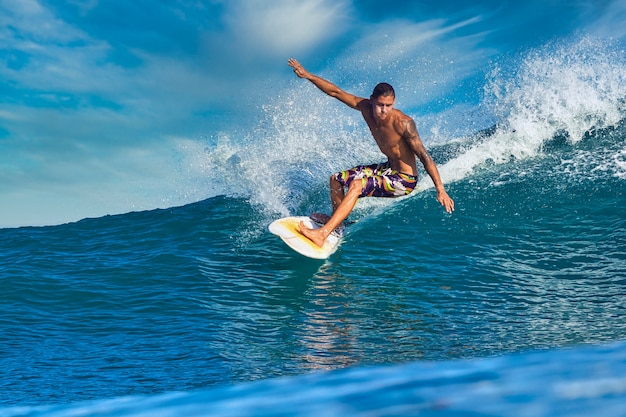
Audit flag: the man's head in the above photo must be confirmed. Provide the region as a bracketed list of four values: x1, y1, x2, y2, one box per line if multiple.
[371, 82, 395, 120]
[371, 82, 395, 100]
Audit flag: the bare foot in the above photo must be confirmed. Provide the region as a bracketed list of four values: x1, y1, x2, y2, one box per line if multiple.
[298, 221, 327, 247]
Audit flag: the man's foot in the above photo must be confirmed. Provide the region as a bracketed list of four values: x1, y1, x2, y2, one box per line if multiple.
[309, 213, 345, 238]
[298, 221, 327, 248]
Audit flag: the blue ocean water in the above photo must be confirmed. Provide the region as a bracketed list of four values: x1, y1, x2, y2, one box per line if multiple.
[1, 11, 626, 417]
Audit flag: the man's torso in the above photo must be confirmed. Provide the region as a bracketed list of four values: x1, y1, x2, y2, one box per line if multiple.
[358, 100, 418, 176]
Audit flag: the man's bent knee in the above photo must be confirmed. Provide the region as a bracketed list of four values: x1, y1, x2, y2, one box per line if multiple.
[346, 179, 364, 196]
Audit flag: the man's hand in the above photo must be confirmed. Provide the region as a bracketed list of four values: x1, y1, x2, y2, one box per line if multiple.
[288, 58, 311, 79]
[437, 190, 455, 214]
[287, 58, 363, 110]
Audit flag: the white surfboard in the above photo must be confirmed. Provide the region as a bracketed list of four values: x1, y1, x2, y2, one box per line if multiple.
[268, 216, 342, 259]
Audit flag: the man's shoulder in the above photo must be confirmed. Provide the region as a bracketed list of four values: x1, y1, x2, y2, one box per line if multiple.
[356, 98, 371, 109]
[392, 108, 412, 121]
[391, 110, 415, 129]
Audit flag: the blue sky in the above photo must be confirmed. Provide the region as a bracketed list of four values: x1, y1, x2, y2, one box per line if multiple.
[1, 0, 624, 227]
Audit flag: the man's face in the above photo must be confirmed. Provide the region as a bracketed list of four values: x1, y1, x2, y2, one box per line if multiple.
[372, 95, 395, 121]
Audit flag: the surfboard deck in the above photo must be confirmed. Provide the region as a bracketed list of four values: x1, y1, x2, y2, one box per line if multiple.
[268, 216, 342, 259]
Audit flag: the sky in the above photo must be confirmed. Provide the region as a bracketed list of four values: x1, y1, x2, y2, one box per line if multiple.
[1, 0, 625, 227]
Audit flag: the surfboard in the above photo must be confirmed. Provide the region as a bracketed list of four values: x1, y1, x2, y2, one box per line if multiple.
[268, 216, 342, 259]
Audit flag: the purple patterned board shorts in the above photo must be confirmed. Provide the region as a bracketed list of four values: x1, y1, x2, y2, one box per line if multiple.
[333, 162, 418, 198]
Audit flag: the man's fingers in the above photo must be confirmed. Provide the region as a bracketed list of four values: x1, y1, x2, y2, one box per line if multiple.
[446, 199, 455, 213]
[438, 194, 454, 213]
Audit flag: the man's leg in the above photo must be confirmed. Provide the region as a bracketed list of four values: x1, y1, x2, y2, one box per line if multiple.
[330, 175, 345, 212]
[311, 175, 347, 224]
[300, 180, 362, 247]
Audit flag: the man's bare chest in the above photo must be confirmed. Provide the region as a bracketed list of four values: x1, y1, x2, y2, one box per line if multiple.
[364, 119, 401, 147]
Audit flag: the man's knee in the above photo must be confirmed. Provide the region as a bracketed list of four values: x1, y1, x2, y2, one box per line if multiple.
[330, 175, 343, 192]
[346, 179, 363, 196]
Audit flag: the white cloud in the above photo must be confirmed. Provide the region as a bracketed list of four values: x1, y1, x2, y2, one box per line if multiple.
[328, 17, 494, 110]
[221, 0, 351, 57]
[0, 0, 119, 100]
[0, 0, 355, 120]
[589, 0, 626, 40]
[0, 0, 87, 43]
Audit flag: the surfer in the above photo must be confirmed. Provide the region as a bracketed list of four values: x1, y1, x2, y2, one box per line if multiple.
[288, 58, 455, 247]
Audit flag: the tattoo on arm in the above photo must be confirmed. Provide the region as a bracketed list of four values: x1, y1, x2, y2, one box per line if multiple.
[403, 119, 432, 162]
[403, 119, 419, 140]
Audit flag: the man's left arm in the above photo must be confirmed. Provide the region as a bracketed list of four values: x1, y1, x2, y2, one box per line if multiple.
[403, 119, 455, 213]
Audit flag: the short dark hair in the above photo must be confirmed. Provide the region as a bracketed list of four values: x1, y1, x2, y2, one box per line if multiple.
[371, 82, 395, 99]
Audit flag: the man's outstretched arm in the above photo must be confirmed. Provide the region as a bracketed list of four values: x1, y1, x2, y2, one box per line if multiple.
[288, 58, 364, 109]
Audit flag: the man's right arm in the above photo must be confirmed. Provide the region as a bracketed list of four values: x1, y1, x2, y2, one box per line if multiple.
[288, 58, 363, 109]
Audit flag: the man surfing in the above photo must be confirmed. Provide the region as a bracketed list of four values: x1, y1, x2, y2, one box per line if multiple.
[288, 58, 455, 247]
